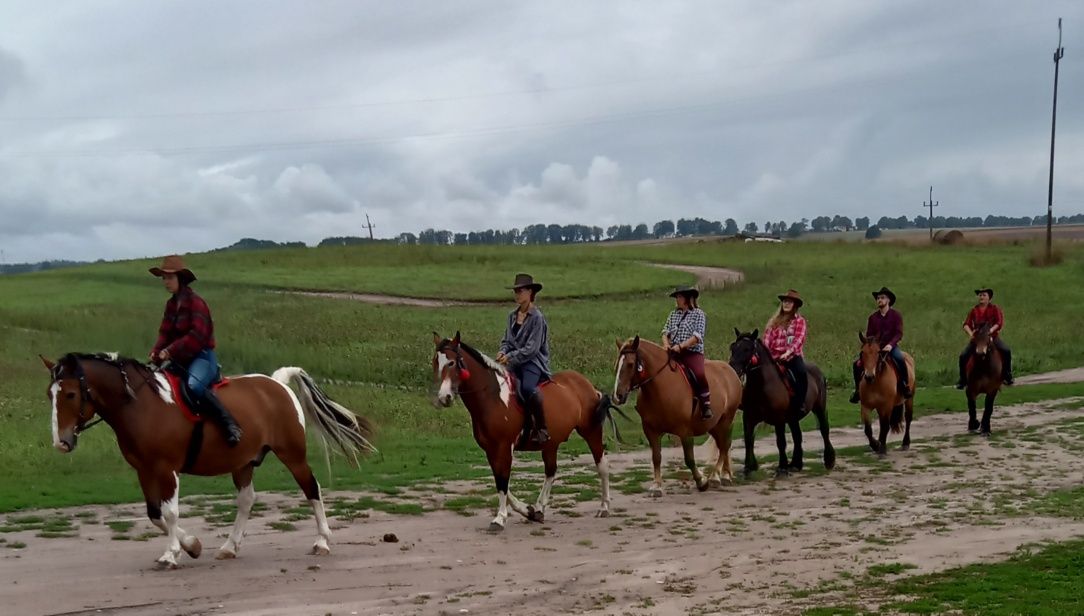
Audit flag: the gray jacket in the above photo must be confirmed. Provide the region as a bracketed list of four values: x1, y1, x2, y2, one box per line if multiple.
[499, 306, 551, 376]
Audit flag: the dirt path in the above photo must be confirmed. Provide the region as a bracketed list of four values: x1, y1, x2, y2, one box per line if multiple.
[649, 263, 744, 290]
[1014, 366, 1084, 385]
[3, 397, 1083, 616]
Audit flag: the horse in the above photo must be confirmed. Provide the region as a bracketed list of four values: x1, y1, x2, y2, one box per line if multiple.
[612, 336, 742, 495]
[431, 332, 624, 531]
[42, 353, 375, 569]
[963, 323, 1003, 436]
[857, 333, 915, 455]
[727, 329, 835, 477]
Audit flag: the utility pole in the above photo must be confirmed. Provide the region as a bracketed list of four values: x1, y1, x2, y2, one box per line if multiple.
[362, 213, 375, 240]
[1046, 18, 1065, 262]
[923, 186, 939, 241]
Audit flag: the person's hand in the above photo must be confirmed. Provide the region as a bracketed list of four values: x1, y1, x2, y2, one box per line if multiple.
[881, 344, 892, 352]
[496, 353, 509, 365]
[781, 351, 791, 361]
[670, 344, 681, 354]
[158, 349, 171, 362]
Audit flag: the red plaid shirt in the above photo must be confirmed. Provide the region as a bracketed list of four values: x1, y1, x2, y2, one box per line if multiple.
[152, 286, 215, 364]
[964, 304, 1004, 337]
[764, 315, 807, 359]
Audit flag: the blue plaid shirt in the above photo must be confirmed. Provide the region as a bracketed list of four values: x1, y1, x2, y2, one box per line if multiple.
[662, 308, 707, 354]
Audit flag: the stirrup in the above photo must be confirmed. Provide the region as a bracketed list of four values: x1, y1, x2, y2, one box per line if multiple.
[530, 428, 550, 444]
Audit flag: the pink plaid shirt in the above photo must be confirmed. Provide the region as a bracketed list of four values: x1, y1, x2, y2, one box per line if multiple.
[764, 315, 807, 359]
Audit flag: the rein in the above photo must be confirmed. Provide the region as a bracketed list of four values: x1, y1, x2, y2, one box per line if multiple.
[56, 355, 147, 436]
[620, 347, 677, 392]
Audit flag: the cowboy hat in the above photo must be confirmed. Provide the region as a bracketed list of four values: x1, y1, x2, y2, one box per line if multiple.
[669, 285, 700, 299]
[777, 289, 804, 308]
[871, 286, 896, 306]
[507, 273, 543, 293]
[149, 255, 196, 284]
[974, 287, 994, 298]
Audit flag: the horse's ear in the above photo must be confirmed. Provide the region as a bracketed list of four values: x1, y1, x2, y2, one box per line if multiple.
[733, 327, 740, 339]
[40, 355, 56, 371]
[858, 331, 866, 344]
[751, 328, 759, 340]
[615, 338, 624, 350]
[453, 331, 461, 346]
[432, 332, 442, 345]
[632, 335, 640, 350]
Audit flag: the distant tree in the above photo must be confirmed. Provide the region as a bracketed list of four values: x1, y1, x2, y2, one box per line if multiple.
[632, 223, 650, 240]
[615, 224, 633, 240]
[786, 221, 807, 238]
[676, 218, 696, 237]
[743, 222, 758, 234]
[855, 216, 870, 231]
[606, 225, 620, 240]
[591, 226, 603, 242]
[653, 220, 675, 238]
[453, 233, 468, 245]
[524, 224, 548, 244]
[830, 215, 853, 231]
[865, 225, 882, 239]
[810, 216, 831, 232]
[398, 232, 417, 245]
[724, 219, 739, 235]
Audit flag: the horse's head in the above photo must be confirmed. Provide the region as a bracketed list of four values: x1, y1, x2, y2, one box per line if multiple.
[858, 332, 883, 382]
[431, 331, 471, 408]
[41, 354, 101, 453]
[612, 336, 645, 405]
[972, 323, 993, 358]
[728, 327, 761, 377]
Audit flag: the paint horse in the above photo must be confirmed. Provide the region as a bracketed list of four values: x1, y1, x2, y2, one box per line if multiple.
[612, 337, 742, 495]
[857, 334, 915, 455]
[432, 332, 623, 531]
[43, 353, 375, 569]
[963, 323, 1003, 436]
[727, 329, 835, 477]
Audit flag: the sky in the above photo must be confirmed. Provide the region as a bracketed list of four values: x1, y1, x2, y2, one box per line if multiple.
[0, 0, 1081, 262]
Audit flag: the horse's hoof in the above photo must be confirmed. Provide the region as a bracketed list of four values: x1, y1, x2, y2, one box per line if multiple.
[526, 508, 545, 524]
[774, 468, 790, 478]
[487, 522, 504, 533]
[788, 462, 804, 472]
[181, 537, 202, 559]
[868, 443, 880, 453]
[310, 544, 331, 556]
[900, 444, 909, 451]
[648, 488, 664, 498]
[980, 431, 991, 439]
[214, 548, 236, 560]
[968, 429, 979, 435]
[154, 559, 179, 571]
[696, 481, 710, 492]
[595, 509, 610, 519]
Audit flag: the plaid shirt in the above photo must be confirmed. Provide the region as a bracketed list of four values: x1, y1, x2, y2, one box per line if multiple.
[662, 308, 707, 354]
[152, 286, 215, 364]
[964, 304, 1004, 337]
[764, 315, 807, 359]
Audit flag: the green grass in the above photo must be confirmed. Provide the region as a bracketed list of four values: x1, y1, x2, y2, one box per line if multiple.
[1, 241, 1082, 512]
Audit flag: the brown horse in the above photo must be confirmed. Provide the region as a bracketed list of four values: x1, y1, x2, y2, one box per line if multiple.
[42, 353, 375, 569]
[727, 329, 835, 477]
[857, 334, 915, 455]
[612, 337, 742, 495]
[431, 332, 624, 531]
[964, 323, 1003, 436]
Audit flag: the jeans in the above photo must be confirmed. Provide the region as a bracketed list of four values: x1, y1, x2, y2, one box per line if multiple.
[185, 348, 220, 398]
[514, 361, 544, 400]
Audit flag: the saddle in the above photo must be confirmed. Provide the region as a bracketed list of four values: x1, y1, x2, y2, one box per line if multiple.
[162, 370, 230, 424]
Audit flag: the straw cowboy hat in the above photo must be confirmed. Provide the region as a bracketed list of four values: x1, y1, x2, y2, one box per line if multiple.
[507, 273, 543, 293]
[777, 289, 804, 308]
[669, 285, 700, 299]
[149, 255, 197, 284]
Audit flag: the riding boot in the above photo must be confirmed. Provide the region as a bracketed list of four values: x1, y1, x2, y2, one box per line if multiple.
[1000, 344, 1014, 385]
[526, 391, 549, 444]
[956, 352, 969, 389]
[699, 392, 713, 420]
[849, 362, 861, 404]
[200, 389, 243, 447]
[897, 373, 912, 399]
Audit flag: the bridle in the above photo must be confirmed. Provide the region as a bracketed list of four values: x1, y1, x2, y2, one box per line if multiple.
[729, 336, 764, 379]
[618, 347, 676, 392]
[435, 345, 490, 397]
[53, 356, 142, 435]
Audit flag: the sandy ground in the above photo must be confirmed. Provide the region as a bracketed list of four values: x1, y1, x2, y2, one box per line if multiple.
[1015, 366, 1084, 385]
[4, 394, 1084, 616]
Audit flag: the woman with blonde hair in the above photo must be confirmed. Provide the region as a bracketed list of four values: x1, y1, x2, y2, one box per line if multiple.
[763, 289, 808, 415]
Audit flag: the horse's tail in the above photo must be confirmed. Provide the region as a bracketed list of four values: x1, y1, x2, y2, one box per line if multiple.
[592, 391, 631, 445]
[273, 367, 377, 465]
[889, 403, 905, 434]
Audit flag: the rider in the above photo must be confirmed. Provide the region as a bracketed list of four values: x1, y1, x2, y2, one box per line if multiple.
[956, 287, 1014, 388]
[662, 285, 712, 420]
[149, 255, 242, 446]
[850, 286, 911, 403]
[764, 289, 808, 415]
[496, 273, 552, 444]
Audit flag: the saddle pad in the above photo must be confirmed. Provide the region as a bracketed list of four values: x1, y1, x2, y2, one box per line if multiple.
[162, 372, 230, 423]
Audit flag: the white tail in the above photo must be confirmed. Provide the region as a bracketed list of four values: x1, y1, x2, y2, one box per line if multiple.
[272, 367, 377, 466]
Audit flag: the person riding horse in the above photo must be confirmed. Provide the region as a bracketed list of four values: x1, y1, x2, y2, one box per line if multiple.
[661, 285, 712, 420]
[763, 289, 809, 415]
[850, 286, 911, 404]
[956, 287, 1014, 389]
[149, 255, 243, 446]
[496, 273, 551, 444]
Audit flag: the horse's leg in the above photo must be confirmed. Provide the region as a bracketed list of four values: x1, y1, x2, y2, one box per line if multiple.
[484, 445, 514, 532]
[585, 428, 611, 518]
[773, 423, 790, 477]
[788, 415, 804, 471]
[681, 436, 707, 491]
[140, 470, 196, 569]
[719, 413, 735, 483]
[646, 430, 665, 497]
[280, 454, 331, 554]
[742, 412, 759, 476]
[707, 422, 733, 486]
[862, 408, 878, 453]
[967, 395, 980, 433]
[504, 453, 531, 520]
[528, 445, 559, 523]
[903, 399, 914, 448]
[877, 412, 890, 456]
[813, 402, 835, 470]
[981, 393, 994, 436]
[216, 463, 256, 560]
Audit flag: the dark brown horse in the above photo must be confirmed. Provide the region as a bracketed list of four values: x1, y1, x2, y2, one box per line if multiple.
[857, 334, 915, 455]
[431, 332, 623, 531]
[612, 337, 742, 494]
[727, 329, 835, 477]
[964, 323, 1003, 436]
[43, 353, 375, 569]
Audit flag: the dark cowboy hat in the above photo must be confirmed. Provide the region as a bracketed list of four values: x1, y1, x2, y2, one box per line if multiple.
[669, 285, 700, 299]
[149, 255, 196, 284]
[974, 287, 994, 298]
[507, 273, 543, 293]
[871, 286, 896, 306]
[777, 289, 804, 308]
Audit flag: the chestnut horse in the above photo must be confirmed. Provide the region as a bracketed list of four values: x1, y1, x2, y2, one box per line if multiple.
[964, 323, 1003, 436]
[431, 332, 624, 531]
[43, 353, 375, 569]
[727, 329, 835, 477]
[857, 334, 915, 455]
[612, 337, 742, 495]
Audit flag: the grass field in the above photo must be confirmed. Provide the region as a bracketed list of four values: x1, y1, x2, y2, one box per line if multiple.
[0, 240, 1082, 512]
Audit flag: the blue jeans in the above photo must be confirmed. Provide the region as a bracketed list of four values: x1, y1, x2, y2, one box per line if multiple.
[514, 362, 544, 400]
[185, 348, 220, 397]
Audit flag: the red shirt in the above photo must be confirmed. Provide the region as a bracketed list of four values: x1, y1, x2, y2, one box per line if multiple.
[152, 286, 216, 364]
[764, 315, 807, 359]
[964, 304, 1004, 337]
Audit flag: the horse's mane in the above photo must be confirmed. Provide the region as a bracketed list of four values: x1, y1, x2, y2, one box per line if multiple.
[54, 352, 164, 396]
[458, 342, 507, 375]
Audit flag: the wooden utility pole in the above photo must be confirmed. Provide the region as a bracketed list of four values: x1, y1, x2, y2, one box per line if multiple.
[1046, 18, 1065, 262]
[923, 186, 939, 241]
[362, 213, 375, 240]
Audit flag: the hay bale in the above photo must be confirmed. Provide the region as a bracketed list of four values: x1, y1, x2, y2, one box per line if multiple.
[934, 229, 964, 245]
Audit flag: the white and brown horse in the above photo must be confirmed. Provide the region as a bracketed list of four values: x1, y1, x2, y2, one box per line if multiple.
[43, 353, 375, 569]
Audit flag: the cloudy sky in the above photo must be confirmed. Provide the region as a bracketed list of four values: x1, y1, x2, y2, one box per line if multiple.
[1, 1, 1081, 262]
